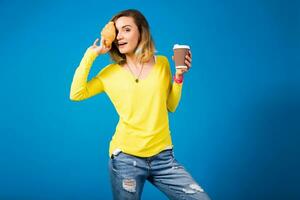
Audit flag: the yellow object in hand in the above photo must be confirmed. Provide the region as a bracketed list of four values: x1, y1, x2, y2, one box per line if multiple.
[101, 21, 116, 48]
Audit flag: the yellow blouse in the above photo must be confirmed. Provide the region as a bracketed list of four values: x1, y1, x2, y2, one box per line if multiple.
[70, 49, 183, 157]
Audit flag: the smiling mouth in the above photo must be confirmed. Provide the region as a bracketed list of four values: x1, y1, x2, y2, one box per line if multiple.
[118, 42, 127, 48]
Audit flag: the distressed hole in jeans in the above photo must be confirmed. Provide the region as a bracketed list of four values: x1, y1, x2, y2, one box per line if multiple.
[122, 178, 136, 193]
[182, 183, 204, 194]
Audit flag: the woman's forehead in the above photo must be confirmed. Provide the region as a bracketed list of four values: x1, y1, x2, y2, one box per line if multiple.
[115, 16, 136, 29]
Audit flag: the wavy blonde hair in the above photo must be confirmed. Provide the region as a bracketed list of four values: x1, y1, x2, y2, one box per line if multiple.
[109, 9, 156, 65]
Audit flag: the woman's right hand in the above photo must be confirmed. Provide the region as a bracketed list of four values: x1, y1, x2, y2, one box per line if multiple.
[88, 38, 111, 56]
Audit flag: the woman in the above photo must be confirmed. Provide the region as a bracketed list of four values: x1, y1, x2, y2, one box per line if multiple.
[70, 9, 211, 200]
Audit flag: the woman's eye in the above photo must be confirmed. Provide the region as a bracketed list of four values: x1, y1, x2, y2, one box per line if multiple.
[125, 29, 130, 32]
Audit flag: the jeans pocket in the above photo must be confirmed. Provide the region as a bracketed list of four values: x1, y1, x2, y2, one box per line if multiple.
[110, 152, 137, 176]
[110, 154, 121, 173]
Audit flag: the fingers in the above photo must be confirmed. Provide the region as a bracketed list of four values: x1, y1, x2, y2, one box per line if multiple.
[185, 53, 192, 69]
[100, 37, 105, 46]
[174, 50, 192, 76]
[93, 38, 99, 46]
[101, 37, 111, 49]
[176, 68, 188, 75]
[185, 54, 192, 62]
[181, 68, 188, 73]
[188, 50, 192, 58]
[185, 58, 191, 69]
[102, 38, 112, 51]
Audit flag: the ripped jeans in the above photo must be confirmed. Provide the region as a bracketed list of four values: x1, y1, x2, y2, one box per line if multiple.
[108, 149, 211, 200]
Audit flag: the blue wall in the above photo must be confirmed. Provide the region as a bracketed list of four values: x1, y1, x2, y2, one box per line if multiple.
[0, 0, 299, 199]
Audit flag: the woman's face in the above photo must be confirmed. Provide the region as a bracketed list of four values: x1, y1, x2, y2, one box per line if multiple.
[115, 16, 140, 55]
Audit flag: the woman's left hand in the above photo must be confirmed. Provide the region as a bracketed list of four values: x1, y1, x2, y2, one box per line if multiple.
[173, 50, 192, 77]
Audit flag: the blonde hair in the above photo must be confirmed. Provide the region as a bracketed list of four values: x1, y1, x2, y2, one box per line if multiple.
[109, 9, 156, 65]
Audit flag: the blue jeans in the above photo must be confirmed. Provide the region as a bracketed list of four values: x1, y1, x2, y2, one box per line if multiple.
[108, 149, 211, 200]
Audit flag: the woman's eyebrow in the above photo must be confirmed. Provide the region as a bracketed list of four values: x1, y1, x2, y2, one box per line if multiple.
[116, 25, 132, 31]
[122, 25, 132, 29]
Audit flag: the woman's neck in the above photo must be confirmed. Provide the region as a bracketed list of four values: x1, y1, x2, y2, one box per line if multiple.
[125, 53, 141, 68]
[124, 53, 155, 68]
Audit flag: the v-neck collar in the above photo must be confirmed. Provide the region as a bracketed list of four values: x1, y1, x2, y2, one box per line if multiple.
[119, 56, 158, 83]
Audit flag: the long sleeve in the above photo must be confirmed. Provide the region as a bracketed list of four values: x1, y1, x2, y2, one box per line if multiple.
[70, 49, 104, 101]
[166, 61, 183, 112]
[167, 82, 183, 112]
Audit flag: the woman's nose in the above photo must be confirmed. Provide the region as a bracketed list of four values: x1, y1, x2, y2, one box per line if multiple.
[116, 32, 123, 40]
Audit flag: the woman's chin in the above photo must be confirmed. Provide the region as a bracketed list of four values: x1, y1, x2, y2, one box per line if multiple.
[118, 48, 127, 54]
[119, 49, 134, 55]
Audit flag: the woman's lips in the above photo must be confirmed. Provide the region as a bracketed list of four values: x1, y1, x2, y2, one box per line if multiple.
[118, 43, 127, 48]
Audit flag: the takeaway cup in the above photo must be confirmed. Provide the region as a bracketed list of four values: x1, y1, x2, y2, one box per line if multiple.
[173, 44, 190, 69]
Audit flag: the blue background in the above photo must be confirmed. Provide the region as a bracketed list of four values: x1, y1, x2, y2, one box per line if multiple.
[0, 0, 299, 199]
